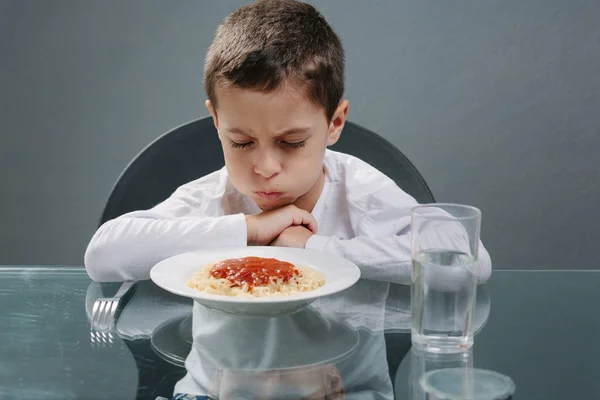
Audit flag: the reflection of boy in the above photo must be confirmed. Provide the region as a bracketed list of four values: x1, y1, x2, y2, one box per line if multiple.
[172, 301, 354, 399]
[209, 366, 345, 400]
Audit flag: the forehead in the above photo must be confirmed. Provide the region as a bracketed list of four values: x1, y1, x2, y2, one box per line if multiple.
[213, 83, 327, 132]
[218, 368, 326, 395]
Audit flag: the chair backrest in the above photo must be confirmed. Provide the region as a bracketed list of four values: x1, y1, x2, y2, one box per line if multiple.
[331, 121, 434, 204]
[99, 117, 434, 225]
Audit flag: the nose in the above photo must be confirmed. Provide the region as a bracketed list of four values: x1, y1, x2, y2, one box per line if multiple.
[254, 151, 282, 179]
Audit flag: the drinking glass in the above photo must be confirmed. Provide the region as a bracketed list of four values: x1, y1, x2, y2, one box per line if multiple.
[411, 204, 481, 353]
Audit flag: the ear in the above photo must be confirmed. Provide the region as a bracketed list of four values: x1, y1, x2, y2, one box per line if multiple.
[208, 368, 223, 399]
[206, 100, 218, 130]
[323, 364, 345, 400]
[326, 100, 349, 146]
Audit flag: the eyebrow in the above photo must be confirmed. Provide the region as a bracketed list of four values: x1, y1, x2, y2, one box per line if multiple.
[225, 127, 311, 138]
[275, 127, 311, 137]
[226, 128, 253, 136]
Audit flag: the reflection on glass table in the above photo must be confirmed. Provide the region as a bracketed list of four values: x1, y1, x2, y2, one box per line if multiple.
[174, 306, 359, 398]
[86, 273, 490, 399]
[83, 276, 490, 399]
[0, 269, 139, 399]
[420, 367, 515, 400]
[394, 271, 600, 399]
[85, 279, 193, 399]
[88, 279, 401, 399]
[3, 269, 600, 399]
[408, 348, 474, 399]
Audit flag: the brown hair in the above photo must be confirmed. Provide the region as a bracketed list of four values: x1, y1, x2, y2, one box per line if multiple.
[204, 0, 345, 121]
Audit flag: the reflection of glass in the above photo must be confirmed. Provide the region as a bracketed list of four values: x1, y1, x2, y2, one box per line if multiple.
[409, 348, 473, 400]
[420, 368, 515, 400]
[411, 204, 481, 354]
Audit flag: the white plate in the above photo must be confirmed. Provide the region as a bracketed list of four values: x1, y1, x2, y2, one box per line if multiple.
[150, 247, 361, 315]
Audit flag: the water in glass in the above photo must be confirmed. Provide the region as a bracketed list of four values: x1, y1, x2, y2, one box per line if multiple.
[411, 249, 477, 353]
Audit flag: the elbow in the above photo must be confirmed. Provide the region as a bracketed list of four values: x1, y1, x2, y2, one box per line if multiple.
[477, 243, 492, 284]
[84, 245, 105, 282]
[84, 222, 127, 282]
[84, 218, 156, 282]
[84, 239, 119, 282]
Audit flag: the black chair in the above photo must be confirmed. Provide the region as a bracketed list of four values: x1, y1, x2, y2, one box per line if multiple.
[99, 116, 434, 225]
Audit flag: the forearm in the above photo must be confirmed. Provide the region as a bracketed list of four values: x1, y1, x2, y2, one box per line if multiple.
[306, 234, 492, 286]
[84, 213, 247, 282]
[306, 234, 413, 285]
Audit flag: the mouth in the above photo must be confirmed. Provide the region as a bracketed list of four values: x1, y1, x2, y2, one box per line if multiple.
[255, 191, 284, 200]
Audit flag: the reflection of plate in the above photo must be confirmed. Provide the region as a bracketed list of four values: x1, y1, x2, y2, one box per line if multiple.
[173, 306, 362, 399]
[151, 308, 361, 371]
[173, 305, 360, 374]
[151, 313, 193, 367]
[150, 247, 361, 315]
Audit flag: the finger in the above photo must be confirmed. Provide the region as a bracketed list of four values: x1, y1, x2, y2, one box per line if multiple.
[304, 214, 318, 234]
[290, 210, 318, 234]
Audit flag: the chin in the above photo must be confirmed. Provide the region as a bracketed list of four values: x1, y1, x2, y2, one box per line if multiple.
[255, 198, 296, 211]
[257, 202, 288, 211]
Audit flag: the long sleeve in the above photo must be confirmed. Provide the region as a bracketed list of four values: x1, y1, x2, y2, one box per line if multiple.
[306, 231, 412, 284]
[306, 232, 492, 285]
[85, 177, 248, 282]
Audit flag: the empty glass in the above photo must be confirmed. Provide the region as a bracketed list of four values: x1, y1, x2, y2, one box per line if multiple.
[411, 204, 481, 353]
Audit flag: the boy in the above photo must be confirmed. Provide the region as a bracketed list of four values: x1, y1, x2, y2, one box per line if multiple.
[85, 0, 491, 285]
[86, 0, 491, 397]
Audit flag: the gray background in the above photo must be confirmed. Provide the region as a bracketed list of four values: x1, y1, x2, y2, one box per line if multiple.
[1, 0, 599, 269]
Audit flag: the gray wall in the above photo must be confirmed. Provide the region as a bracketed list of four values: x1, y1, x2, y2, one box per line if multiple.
[1, 0, 599, 269]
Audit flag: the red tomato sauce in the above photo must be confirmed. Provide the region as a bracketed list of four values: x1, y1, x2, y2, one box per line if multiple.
[210, 256, 300, 290]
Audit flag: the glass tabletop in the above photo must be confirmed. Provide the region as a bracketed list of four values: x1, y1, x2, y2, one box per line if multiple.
[0, 267, 598, 399]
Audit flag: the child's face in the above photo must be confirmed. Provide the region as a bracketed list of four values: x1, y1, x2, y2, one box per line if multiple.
[207, 84, 348, 211]
[211, 365, 345, 399]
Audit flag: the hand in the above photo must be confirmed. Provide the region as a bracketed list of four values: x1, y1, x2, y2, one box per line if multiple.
[270, 225, 314, 248]
[245, 205, 318, 246]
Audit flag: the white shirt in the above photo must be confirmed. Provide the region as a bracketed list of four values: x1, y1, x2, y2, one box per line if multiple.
[84, 149, 492, 285]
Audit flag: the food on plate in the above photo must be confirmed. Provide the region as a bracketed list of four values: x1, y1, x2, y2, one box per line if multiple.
[187, 256, 325, 297]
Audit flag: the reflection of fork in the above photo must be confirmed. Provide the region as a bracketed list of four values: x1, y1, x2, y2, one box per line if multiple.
[90, 281, 136, 333]
[90, 330, 115, 348]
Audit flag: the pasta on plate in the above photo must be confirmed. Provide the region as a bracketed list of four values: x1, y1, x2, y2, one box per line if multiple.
[187, 256, 325, 298]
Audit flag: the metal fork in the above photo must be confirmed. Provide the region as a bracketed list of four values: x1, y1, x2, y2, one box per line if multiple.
[90, 281, 136, 332]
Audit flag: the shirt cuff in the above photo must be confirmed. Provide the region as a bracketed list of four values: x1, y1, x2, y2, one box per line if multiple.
[305, 234, 331, 251]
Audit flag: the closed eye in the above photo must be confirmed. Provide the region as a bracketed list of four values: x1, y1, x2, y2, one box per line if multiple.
[229, 140, 254, 149]
[281, 140, 307, 149]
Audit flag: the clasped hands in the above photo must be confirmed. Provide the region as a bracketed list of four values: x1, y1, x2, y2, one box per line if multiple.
[245, 205, 317, 248]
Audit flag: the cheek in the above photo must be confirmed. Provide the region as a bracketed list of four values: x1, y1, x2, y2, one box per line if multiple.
[223, 151, 252, 180]
[295, 148, 325, 175]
